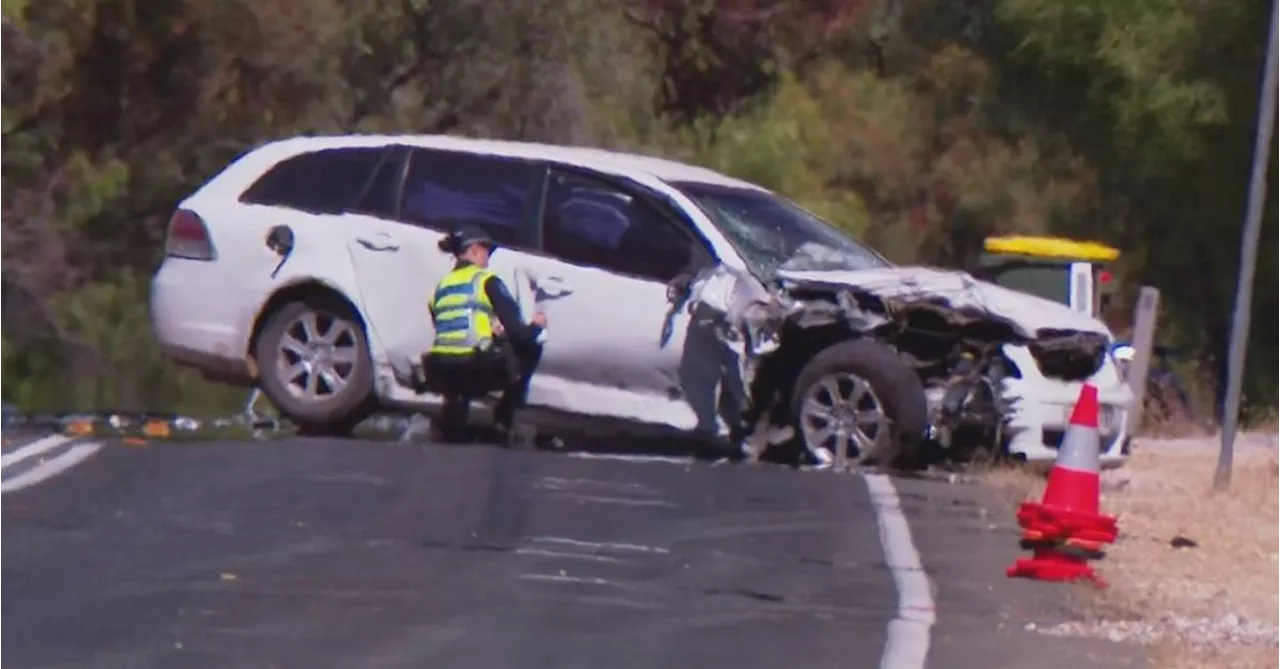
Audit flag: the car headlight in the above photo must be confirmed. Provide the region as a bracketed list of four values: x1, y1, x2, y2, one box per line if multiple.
[1111, 344, 1135, 382]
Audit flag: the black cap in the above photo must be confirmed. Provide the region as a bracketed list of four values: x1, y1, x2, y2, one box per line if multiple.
[438, 224, 497, 254]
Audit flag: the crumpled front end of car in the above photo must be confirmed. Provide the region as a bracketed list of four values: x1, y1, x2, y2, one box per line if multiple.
[684, 263, 1132, 464]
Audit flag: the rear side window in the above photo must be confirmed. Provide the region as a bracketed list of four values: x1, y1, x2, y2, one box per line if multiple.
[398, 148, 539, 246]
[240, 147, 387, 215]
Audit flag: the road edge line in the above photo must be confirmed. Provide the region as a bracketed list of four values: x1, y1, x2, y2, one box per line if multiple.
[863, 472, 936, 669]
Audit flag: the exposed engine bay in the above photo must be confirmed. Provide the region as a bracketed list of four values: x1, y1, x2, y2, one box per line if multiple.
[681, 263, 1112, 459]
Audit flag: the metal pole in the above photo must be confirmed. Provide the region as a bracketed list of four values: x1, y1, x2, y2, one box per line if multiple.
[1124, 287, 1161, 436]
[1215, 0, 1278, 490]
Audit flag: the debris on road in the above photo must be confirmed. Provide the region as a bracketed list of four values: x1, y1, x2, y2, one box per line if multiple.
[1, 389, 284, 441]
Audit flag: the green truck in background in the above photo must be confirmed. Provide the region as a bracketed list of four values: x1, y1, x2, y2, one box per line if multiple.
[973, 235, 1121, 321]
[973, 235, 1193, 424]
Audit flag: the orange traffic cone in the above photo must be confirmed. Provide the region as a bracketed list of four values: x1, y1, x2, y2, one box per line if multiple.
[1007, 383, 1119, 586]
[1041, 383, 1103, 515]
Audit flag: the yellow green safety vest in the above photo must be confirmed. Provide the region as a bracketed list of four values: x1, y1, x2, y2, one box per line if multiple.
[429, 264, 498, 356]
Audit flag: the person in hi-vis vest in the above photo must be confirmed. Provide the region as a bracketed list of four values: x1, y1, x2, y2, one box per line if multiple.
[423, 225, 546, 442]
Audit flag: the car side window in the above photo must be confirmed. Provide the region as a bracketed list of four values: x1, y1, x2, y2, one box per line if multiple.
[239, 147, 387, 215]
[541, 171, 703, 283]
[398, 149, 539, 246]
[349, 148, 407, 219]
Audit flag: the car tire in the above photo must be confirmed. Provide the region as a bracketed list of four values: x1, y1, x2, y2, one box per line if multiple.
[254, 295, 375, 436]
[789, 338, 928, 470]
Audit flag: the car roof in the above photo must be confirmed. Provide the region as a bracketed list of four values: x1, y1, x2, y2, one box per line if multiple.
[260, 134, 767, 191]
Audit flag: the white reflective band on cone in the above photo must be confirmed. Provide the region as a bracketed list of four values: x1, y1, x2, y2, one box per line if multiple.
[1056, 423, 1101, 473]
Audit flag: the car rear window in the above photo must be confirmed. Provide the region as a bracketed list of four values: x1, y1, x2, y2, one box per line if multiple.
[240, 147, 388, 215]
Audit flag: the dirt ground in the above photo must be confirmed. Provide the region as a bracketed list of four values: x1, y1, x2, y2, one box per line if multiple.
[984, 431, 1280, 669]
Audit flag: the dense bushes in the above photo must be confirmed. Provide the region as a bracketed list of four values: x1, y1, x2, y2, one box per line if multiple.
[2, 0, 1275, 416]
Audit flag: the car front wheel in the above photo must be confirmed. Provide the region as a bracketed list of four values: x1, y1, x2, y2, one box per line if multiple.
[790, 339, 928, 470]
[254, 295, 374, 436]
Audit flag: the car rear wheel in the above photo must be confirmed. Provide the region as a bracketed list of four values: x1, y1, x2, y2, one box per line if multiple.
[790, 339, 928, 470]
[255, 296, 374, 436]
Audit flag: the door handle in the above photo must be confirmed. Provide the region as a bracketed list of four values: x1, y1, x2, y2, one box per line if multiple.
[536, 274, 572, 298]
[355, 232, 400, 252]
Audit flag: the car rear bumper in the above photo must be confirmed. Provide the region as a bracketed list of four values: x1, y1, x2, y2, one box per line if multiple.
[151, 259, 253, 380]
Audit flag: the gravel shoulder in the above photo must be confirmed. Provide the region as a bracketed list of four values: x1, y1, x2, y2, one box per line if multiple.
[894, 472, 1151, 669]
[985, 432, 1279, 669]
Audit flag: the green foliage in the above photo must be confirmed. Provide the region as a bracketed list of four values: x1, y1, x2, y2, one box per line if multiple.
[0, 0, 24, 22]
[995, 0, 1227, 168]
[1, 0, 1274, 417]
[2, 273, 245, 414]
[663, 59, 1100, 264]
[670, 70, 874, 237]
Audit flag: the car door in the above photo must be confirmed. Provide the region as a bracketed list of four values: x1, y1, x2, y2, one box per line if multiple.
[343, 146, 543, 386]
[504, 168, 721, 433]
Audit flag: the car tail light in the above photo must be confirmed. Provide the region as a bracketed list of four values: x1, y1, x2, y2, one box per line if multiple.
[165, 209, 217, 260]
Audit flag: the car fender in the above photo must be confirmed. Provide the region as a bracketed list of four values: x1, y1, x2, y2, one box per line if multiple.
[240, 256, 389, 373]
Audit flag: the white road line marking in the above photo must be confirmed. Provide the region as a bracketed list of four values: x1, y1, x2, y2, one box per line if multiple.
[536, 476, 655, 493]
[518, 573, 618, 586]
[862, 473, 936, 669]
[532, 536, 671, 554]
[549, 493, 679, 509]
[0, 434, 76, 469]
[1, 443, 104, 494]
[515, 548, 628, 563]
[566, 452, 693, 465]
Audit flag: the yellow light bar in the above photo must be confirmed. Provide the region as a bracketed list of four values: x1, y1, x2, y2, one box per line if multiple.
[983, 235, 1121, 262]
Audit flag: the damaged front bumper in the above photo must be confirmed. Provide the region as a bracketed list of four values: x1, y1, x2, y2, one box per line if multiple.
[684, 263, 1132, 464]
[1000, 344, 1133, 468]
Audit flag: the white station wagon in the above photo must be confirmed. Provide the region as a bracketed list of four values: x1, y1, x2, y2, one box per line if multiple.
[150, 134, 1133, 468]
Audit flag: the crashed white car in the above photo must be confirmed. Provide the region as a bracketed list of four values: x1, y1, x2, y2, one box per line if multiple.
[150, 134, 1133, 468]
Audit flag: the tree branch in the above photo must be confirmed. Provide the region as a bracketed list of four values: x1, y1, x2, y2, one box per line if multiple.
[349, 63, 428, 126]
[425, 32, 537, 133]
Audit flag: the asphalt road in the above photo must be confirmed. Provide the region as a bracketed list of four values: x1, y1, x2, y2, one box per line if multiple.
[1, 433, 1145, 669]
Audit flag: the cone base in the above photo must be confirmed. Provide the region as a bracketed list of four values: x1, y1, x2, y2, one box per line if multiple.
[1005, 551, 1108, 589]
[1015, 501, 1119, 546]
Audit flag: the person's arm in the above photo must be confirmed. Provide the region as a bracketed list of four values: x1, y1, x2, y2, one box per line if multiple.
[484, 276, 541, 345]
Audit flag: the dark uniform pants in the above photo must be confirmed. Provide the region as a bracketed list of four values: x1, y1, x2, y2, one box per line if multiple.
[423, 338, 542, 440]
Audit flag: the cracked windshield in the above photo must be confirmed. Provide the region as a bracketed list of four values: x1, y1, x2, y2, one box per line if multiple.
[676, 182, 890, 281]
